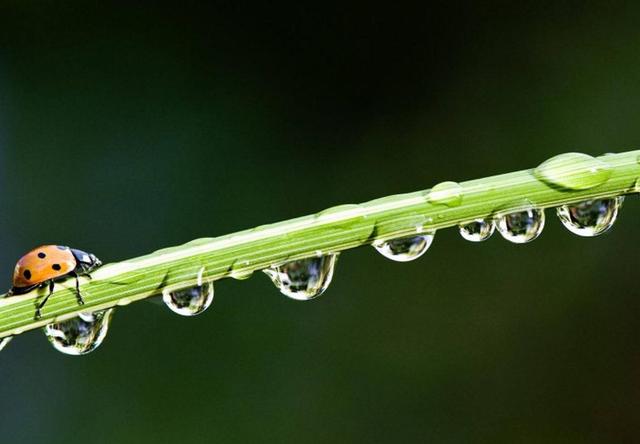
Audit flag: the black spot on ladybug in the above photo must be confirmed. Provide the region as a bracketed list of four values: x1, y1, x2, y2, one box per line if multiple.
[52, 264, 62, 271]
[38, 252, 46, 259]
[23, 270, 32, 280]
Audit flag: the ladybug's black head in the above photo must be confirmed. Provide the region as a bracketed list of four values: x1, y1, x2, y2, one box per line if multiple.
[70, 248, 102, 273]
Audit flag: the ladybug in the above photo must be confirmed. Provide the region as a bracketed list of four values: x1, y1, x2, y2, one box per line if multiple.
[8, 245, 102, 319]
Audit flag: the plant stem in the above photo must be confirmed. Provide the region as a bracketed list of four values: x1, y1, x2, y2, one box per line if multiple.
[1, 151, 638, 338]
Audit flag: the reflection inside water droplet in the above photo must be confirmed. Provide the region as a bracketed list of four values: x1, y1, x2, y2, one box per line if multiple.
[557, 197, 623, 237]
[496, 208, 545, 244]
[264, 254, 338, 301]
[44, 309, 114, 356]
[373, 232, 435, 262]
[459, 219, 495, 242]
[163, 281, 214, 316]
[0, 336, 13, 352]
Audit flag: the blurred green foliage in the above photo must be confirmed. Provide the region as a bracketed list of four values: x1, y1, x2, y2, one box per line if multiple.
[1, 3, 639, 443]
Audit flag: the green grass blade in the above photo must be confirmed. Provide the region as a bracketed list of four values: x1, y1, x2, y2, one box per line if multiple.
[1, 151, 638, 338]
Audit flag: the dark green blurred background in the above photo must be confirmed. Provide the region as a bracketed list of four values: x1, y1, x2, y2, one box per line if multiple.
[1, 3, 639, 443]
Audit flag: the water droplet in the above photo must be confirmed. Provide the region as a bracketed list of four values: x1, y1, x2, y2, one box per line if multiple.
[230, 269, 253, 280]
[315, 203, 375, 247]
[44, 309, 114, 356]
[228, 259, 254, 280]
[117, 297, 133, 306]
[316, 204, 364, 218]
[459, 219, 495, 242]
[264, 254, 338, 301]
[534, 153, 612, 191]
[163, 281, 214, 316]
[373, 233, 435, 262]
[0, 336, 13, 352]
[556, 197, 623, 237]
[427, 181, 463, 207]
[496, 208, 545, 243]
[635, 177, 640, 193]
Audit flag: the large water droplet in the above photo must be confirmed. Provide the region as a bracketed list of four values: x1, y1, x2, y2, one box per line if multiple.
[163, 281, 214, 316]
[534, 153, 612, 191]
[264, 254, 338, 301]
[373, 232, 435, 262]
[44, 309, 114, 356]
[557, 197, 623, 237]
[459, 219, 495, 242]
[496, 208, 545, 243]
[0, 336, 13, 352]
[427, 181, 463, 207]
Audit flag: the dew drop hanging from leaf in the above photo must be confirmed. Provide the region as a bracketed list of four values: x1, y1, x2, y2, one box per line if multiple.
[163, 281, 214, 316]
[372, 233, 435, 262]
[264, 254, 338, 301]
[43, 309, 114, 356]
[496, 208, 545, 244]
[556, 197, 623, 237]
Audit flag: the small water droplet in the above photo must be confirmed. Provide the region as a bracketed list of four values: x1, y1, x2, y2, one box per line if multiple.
[557, 197, 623, 237]
[117, 298, 133, 306]
[44, 309, 114, 356]
[264, 254, 338, 301]
[316, 204, 364, 218]
[230, 269, 253, 280]
[0, 336, 13, 352]
[228, 259, 253, 280]
[459, 219, 495, 242]
[496, 208, 545, 243]
[163, 281, 214, 316]
[534, 153, 612, 191]
[315, 203, 375, 246]
[373, 232, 435, 262]
[427, 181, 463, 207]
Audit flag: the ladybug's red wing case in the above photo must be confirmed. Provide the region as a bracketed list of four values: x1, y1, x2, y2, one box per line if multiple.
[11, 245, 76, 289]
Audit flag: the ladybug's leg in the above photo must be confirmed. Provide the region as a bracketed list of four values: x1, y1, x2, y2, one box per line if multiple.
[35, 280, 55, 320]
[76, 263, 93, 279]
[81, 264, 93, 280]
[69, 271, 85, 306]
